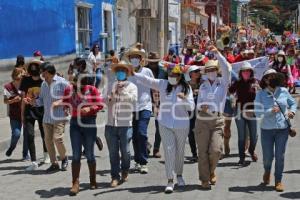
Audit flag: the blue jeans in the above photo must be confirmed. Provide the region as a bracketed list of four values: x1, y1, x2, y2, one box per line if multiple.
[132, 110, 151, 165]
[9, 119, 22, 152]
[70, 117, 97, 164]
[105, 126, 132, 179]
[95, 68, 102, 88]
[235, 113, 257, 160]
[261, 128, 289, 183]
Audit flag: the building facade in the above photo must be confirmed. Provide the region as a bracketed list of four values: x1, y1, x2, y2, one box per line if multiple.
[0, 0, 117, 59]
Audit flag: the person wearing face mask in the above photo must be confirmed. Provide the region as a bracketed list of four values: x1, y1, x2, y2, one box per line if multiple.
[125, 47, 154, 174]
[105, 61, 137, 187]
[272, 50, 292, 89]
[19, 59, 49, 170]
[194, 45, 231, 190]
[133, 63, 194, 193]
[229, 62, 259, 165]
[185, 65, 203, 162]
[254, 69, 297, 192]
[145, 52, 168, 158]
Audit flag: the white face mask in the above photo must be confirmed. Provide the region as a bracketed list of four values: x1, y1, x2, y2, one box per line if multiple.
[207, 72, 218, 81]
[168, 77, 178, 85]
[40, 74, 45, 81]
[277, 57, 283, 62]
[130, 58, 141, 68]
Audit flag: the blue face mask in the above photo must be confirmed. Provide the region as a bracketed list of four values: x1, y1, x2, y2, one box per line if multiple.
[116, 71, 127, 81]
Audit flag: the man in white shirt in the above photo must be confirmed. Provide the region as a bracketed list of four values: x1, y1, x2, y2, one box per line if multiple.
[194, 45, 231, 189]
[125, 47, 154, 174]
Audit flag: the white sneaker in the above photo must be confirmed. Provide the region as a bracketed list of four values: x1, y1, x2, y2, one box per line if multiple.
[165, 182, 174, 194]
[134, 163, 141, 172]
[25, 162, 39, 171]
[177, 176, 185, 187]
[140, 165, 148, 174]
[43, 153, 50, 164]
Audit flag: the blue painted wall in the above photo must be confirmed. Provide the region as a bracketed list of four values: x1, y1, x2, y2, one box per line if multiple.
[0, 0, 116, 59]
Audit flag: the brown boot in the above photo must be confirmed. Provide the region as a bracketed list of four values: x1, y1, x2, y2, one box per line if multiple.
[210, 172, 217, 185]
[224, 137, 230, 156]
[263, 172, 271, 185]
[200, 181, 211, 190]
[275, 182, 284, 192]
[70, 163, 81, 196]
[88, 162, 97, 189]
[121, 171, 129, 182]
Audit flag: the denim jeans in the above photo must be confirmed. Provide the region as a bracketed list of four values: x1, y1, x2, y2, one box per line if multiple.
[235, 113, 257, 160]
[132, 110, 151, 165]
[70, 117, 97, 164]
[23, 118, 47, 162]
[9, 119, 22, 152]
[105, 126, 132, 179]
[261, 128, 289, 183]
[153, 119, 161, 151]
[95, 68, 102, 88]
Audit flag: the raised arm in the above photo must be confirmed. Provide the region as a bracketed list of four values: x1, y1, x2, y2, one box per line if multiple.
[215, 51, 232, 86]
[134, 73, 166, 92]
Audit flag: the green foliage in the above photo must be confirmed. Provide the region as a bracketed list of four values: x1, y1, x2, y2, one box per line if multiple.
[249, 0, 299, 34]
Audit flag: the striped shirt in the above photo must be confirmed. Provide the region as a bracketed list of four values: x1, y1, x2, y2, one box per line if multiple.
[36, 75, 69, 124]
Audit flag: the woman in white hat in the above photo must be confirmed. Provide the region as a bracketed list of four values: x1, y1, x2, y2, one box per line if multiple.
[105, 61, 138, 187]
[133, 63, 194, 193]
[271, 50, 293, 89]
[228, 61, 259, 165]
[194, 45, 231, 190]
[185, 65, 203, 162]
[254, 69, 297, 192]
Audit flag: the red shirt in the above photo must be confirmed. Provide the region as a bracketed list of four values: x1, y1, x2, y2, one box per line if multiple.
[163, 55, 180, 64]
[63, 85, 104, 117]
[226, 53, 235, 63]
[4, 82, 21, 120]
[234, 54, 246, 63]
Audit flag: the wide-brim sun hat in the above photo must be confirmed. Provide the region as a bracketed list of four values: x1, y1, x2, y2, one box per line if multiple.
[26, 59, 43, 68]
[263, 69, 277, 77]
[146, 52, 161, 63]
[277, 50, 285, 56]
[111, 60, 134, 76]
[204, 60, 219, 71]
[124, 47, 146, 60]
[184, 65, 201, 81]
[240, 61, 253, 72]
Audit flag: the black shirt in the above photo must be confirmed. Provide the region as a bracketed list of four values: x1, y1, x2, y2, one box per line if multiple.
[20, 76, 44, 119]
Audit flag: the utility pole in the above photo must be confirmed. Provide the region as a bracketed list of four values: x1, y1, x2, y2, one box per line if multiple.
[159, 0, 169, 57]
[216, 0, 221, 28]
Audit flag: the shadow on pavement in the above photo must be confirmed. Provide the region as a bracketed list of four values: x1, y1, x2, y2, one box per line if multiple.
[93, 184, 204, 196]
[96, 169, 110, 177]
[0, 159, 24, 164]
[0, 166, 26, 171]
[284, 169, 300, 174]
[94, 185, 165, 196]
[228, 183, 274, 194]
[35, 182, 114, 198]
[280, 192, 300, 199]
[218, 160, 251, 169]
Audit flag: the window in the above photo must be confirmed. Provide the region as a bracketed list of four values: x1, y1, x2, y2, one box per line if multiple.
[77, 6, 92, 54]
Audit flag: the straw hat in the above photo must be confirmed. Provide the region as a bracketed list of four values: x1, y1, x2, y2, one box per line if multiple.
[111, 60, 134, 76]
[204, 60, 219, 71]
[124, 47, 146, 60]
[26, 59, 43, 67]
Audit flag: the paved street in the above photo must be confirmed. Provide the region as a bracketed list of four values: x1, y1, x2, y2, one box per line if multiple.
[0, 110, 300, 200]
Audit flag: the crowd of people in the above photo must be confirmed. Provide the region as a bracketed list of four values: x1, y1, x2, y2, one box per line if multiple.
[3, 26, 300, 195]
